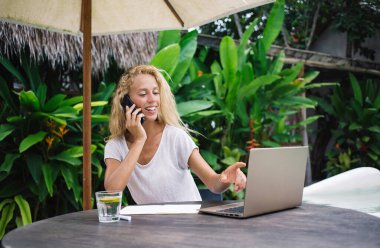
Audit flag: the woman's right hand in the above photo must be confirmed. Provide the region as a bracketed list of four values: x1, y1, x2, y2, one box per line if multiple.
[125, 104, 146, 142]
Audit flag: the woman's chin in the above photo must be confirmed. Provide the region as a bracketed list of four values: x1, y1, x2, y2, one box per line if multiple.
[143, 115, 158, 123]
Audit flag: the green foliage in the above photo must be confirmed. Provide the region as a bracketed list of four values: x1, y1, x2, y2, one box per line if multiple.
[0, 55, 114, 236]
[315, 73, 380, 176]
[156, 30, 181, 52]
[262, 0, 284, 52]
[333, 0, 380, 59]
[153, 0, 324, 200]
[0, 195, 31, 239]
[152, 30, 216, 118]
[201, 0, 322, 158]
[0, 0, 346, 237]
[325, 149, 359, 177]
[200, 0, 380, 60]
[198, 1, 272, 39]
[150, 44, 180, 76]
[284, 0, 380, 58]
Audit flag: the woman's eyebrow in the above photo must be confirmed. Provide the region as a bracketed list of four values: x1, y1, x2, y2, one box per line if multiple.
[136, 87, 159, 92]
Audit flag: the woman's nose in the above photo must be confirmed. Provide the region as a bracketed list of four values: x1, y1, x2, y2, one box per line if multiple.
[147, 92, 155, 102]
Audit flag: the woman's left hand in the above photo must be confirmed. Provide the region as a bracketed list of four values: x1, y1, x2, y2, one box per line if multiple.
[220, 162, 247, 192]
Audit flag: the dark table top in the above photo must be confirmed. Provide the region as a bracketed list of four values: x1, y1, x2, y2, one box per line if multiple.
[2, 202, 380, 248]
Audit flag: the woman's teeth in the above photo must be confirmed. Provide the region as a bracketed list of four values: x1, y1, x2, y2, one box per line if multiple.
[145, 107, 156, 111]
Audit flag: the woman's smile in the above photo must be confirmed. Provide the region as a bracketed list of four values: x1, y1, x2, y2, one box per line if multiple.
[143, 106, 157, 115]
[129, 74, 161, 121]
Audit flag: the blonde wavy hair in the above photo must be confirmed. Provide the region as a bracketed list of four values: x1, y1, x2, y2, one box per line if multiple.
[108, 65, 190, 140]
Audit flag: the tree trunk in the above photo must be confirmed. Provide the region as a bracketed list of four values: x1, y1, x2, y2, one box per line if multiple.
[346, 38, 353, 59]
[306, 2, 321, 50]
[311, 118, 333, 181]
[281, 24, 290, 47]
[233, 14, 243, 39]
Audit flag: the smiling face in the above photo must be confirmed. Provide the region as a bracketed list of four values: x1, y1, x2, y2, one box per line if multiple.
[128, 74, 160, 122]
[109, 65, 186, 139]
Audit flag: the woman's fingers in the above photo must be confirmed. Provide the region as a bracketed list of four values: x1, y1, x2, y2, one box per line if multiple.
[220, 164, 247, 192]
[221, 162, 246, 181]
[125, 105, 133, 125]
[234, 170, 247, 192]
[125, 104, 135, 115]
[125, 104, 143, 127]
[130, 107, 138, 120]
[233, 162, 246, 169]
[137, 113, 144, 123]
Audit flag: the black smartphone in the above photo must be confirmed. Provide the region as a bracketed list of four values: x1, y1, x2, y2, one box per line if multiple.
[120, 95, 144, 124]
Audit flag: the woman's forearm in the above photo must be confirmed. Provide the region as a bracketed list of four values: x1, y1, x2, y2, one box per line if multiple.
[209, 173, 230, 193]
[104, 140, 145, 191]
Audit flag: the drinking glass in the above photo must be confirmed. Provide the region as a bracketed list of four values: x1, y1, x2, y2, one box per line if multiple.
[95, 191, 122, 223]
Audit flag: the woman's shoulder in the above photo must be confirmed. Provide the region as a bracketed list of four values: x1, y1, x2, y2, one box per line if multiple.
[164, 124, 193, 143]
[105, 136, 125, 147]
[165, 124, 188, 136]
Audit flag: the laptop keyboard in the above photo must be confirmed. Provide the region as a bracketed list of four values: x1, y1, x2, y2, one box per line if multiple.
[217, 206, 244, 214]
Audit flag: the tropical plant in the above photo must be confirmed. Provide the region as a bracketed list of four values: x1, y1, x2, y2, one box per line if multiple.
[200, 0, 380, 60]
[151, 30, 217, 119]
[149, 0, 326, 200]
[0, 54, 114, 238]
[314, 73, 380, 177]
[194, 0, 322, 157]
[150, 29, 228, 183]
[0, 195, 31, 239]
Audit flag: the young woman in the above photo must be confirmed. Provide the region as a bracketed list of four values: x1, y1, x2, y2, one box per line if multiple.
[104, 65, 246, 204]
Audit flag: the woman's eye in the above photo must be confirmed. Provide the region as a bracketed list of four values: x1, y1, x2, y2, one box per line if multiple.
[139, 94, 146, 97]
[153, 92, 160, 95]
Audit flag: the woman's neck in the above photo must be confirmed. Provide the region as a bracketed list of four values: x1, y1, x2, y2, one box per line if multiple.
[124, 121, 165, 142]
[143, 121, 165, 138]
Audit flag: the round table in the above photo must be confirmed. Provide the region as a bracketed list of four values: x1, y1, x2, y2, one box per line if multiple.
[2, 202, 380, 248]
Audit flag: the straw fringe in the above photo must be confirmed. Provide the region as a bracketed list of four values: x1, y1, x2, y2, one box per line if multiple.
[0, 21, 157, 75]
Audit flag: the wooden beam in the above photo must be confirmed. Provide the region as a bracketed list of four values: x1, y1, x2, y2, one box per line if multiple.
[266, 46, 380, 76]
[282, 57, 380, 76]
[197, 34, 380, 76]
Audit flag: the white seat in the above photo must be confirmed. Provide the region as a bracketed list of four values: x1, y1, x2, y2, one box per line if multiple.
[303, 167, 380, 217]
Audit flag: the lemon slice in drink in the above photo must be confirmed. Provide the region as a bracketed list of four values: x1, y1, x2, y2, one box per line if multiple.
[99, 197, 120, 203]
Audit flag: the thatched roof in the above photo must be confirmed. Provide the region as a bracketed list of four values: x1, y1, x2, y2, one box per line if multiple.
[0, 22, 157, 75]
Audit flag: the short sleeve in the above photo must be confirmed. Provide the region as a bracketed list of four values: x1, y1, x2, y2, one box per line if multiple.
[104, 138, 125, 163]
[175, 129, 198, 169]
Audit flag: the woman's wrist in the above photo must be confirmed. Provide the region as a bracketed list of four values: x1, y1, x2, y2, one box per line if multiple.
[129, 139, 145, 151]
[216, 173, 230, 192]
[134, 137, 146, 145]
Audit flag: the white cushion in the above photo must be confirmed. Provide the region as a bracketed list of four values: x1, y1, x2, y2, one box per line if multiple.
[303, 167, 380, 217]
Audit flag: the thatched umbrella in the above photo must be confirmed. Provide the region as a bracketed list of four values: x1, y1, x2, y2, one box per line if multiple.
[0, 0, 274, 210]
[0, 22, 157, 75]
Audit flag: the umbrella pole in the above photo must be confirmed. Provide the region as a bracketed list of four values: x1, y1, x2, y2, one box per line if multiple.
[81, 0, 92, 210]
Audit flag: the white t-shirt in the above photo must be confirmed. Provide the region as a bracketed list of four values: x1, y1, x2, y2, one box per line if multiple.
[104, 124, 202, 204]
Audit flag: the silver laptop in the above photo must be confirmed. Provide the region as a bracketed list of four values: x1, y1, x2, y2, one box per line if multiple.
[199, 146, 308, 218]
